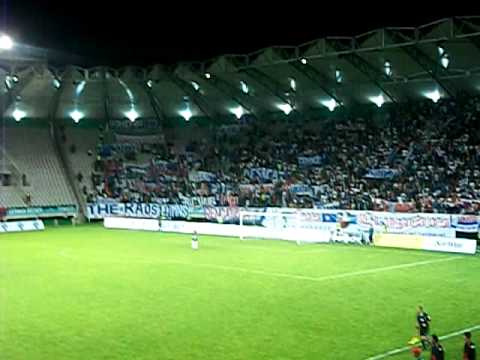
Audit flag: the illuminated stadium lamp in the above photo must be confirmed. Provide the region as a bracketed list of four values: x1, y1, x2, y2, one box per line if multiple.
[53, 79, 61, 89]
[438, 45, 445, 57]
[70, 110, 84, 123]
[300, 58, 308, 65]
[369, 94, 385, 108]
[0, 34, 13, 50]
[424, 89, 441, 103]
[146, 80, 153, 88]
[240, 81, 249, 94]
[278, 103, 293, 115]
[230, 106, 244, 119]
[125, 108, 139, 122]
[75, 81, 86, 96]
[204, 72, 211, 79]
[321, 99, 338, 112]
[335, 69, 343, 84]
[289, 78, 296, 92]
[191, 81, 200, 91]
[12, 109, 26, 122]
[441, 54, 450, 69]
[179, 108, 193, 121]
[384, 61, 392, 77]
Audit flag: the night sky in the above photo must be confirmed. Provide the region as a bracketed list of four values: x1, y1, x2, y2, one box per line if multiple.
[1, 1, 463, 67]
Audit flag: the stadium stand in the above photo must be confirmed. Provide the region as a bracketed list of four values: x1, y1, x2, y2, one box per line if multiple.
[1, 126, 76, 207]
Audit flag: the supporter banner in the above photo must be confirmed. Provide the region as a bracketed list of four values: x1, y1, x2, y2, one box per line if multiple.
[364, 168, 399, 180]
[289, 184, 314, 196]
[244, 168, 284, 182]
[114, 133, 163, 144]
[298, 155, 325, 167]
[7, 205, 77, 219]
[189, 171, 216, 183]
[110, 118, 160, 135]
[204, 206, 241, 223]
[86, 202, 189, 220]
[355, 211, 454, 238]
[0, 220, 45, 233]
[179, 196, 216, 207]
[451, 215, 479, 233]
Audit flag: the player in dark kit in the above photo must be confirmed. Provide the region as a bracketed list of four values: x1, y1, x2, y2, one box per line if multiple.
[464, 331, 476, 360]
[431, 334, 445, 360]
[416, 305, 431, 349]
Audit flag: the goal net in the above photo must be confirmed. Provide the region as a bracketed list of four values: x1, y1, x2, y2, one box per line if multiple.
[239, 210, 332, 244]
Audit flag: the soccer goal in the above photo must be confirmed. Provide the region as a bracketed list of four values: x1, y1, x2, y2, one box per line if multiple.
[238, 210, 332, 244]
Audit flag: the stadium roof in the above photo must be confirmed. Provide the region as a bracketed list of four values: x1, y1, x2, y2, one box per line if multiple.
[2, 17, 480, 124]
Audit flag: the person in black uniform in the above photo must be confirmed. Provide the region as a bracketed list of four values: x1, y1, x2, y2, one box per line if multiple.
[464, 331, 476, 360]
[431, 334, 445, 360]
[416, 305, 432, 349]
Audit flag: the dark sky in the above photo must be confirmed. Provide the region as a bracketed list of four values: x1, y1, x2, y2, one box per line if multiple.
[1, 1, 463, 67]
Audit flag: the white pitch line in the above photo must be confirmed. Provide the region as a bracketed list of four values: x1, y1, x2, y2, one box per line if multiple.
[169, 256, 461, 283]
[365, 324, 480, 360]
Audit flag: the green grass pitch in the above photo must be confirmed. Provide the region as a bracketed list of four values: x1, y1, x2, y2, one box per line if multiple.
[0, 224, 479, 359]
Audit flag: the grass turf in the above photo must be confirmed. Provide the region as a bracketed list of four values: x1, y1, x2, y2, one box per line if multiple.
[0, 224, 479, 360]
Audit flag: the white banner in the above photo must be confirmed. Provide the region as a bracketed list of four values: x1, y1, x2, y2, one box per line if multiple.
[104, 217, 160, 231]
[0, 220, 45, 233]
[87, 202, 189, 220]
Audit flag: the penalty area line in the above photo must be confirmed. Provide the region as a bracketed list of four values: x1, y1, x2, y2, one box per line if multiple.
[170, 256, 461, 283]
[365, 324, 480, 360]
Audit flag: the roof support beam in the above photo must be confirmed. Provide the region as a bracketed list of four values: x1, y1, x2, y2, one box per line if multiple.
[387, 29, 457, 98]
[329, 40, 398, 103]
[201, 75, 255, 114]
[243, 68, 292, 104]
[102, 70, 112, 122]
[144, 83, 167, 124]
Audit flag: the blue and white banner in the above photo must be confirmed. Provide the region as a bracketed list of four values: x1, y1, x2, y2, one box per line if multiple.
[451, 215, 479, 233]
[298, 155, 325, 167]
[189, 171, 216, 183]
[289, 184, 314, 196]
[87, 202, 190, 220]
[0, 220, 45, 233]
[364, 168, 399, 180]
[244, 168, 284, 182]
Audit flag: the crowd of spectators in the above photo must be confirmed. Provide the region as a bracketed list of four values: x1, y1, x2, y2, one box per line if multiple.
[83, 95, 480, 214]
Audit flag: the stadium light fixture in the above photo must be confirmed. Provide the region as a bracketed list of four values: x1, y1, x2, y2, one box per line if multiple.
[321, 99, 338, 112]
[125, 108, 139, 122]
[384, 61, 392, 77]
[300, 58, 308, 65]
[12, 109, 26, 122]
[240, 81, 249, 94]
[0, 34, 13, 50]
[191, 81, 200, 91]
[53, 79, 61, 89]
[70, 110, 84, 123]
[204, 72, 211, 79]
[335, 69, 343, 84]
[230, 106, 244, 119]
[146, 80, 153, 88]
[75, 81, 86, 96]
[179, 108, 193, 121]
[438, 46, 445, 57]
[369, 94, 385, 108]
[278, 103, 293, 115]
[441, 54, 450, 69]
[289, 78, 296, 92]
[424, 89, 441, 103]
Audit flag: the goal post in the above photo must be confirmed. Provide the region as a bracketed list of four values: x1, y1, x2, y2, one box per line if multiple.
[238, 210, 332, 244]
